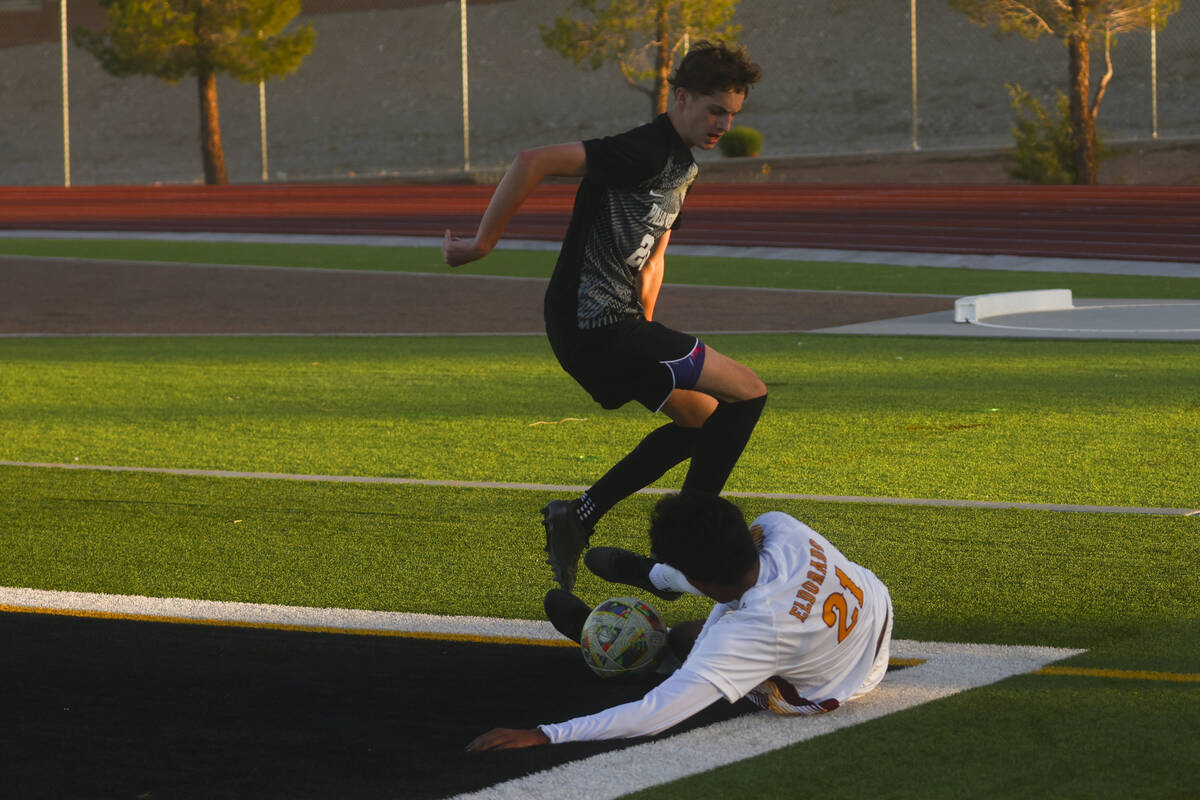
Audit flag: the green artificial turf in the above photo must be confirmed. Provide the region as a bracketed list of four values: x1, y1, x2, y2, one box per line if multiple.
[2, 334, 1196, 508]
[2, 324, 1196, 799]
[3, 332, 1197, 646]
[4, 461, 1198, 800]
[3, 466, 1197, 652]
[2, 236, 1198, 298]
[631, 654, 1200, 799]
[4, 458, 1197, 800]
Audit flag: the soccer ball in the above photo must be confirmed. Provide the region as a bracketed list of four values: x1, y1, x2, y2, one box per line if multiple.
[580, 596, 667, 679]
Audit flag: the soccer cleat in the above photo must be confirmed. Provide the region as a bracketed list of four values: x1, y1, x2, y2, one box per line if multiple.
[542, 499, 592, 592]
[583, 546, 682, 602]
[543, 588, 591, 644]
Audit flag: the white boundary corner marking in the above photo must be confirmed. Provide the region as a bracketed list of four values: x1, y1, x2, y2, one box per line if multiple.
[955, 289, 1074, 323]
[0, 586, 1082, 800]
[453, 639, 1084, 800]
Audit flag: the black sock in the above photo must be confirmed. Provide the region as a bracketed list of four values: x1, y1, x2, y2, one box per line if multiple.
[576, 422, 700, 527]
[682, 393, 767, 495]
[545, 592, 591, 643]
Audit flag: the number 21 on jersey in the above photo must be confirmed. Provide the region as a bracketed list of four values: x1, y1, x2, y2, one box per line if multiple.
[790, 560, 864, 644]
[822, 566, 864, 643]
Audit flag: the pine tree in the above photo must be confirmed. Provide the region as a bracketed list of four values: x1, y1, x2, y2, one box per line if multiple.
[74, 0, 316, 185]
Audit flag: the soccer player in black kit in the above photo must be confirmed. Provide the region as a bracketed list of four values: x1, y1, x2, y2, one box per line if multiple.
[443, 41, 766, 597]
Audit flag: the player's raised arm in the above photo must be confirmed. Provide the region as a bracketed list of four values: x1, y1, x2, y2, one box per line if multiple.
[441, 142, 587, 268]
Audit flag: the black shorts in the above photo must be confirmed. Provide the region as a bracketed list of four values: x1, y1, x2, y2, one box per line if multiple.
[548, 317, 699, 412]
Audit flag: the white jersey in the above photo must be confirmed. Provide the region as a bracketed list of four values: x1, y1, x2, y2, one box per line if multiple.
[681, 511, 891, 714]
[540, 512, 892, 743]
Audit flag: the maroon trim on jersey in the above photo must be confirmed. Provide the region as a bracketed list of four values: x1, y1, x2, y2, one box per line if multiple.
[762, 676, 841, 713]
[875, 606, 891, 659]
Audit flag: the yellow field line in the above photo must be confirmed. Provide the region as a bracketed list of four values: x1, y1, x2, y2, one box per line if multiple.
[0, 603, 935, 668]
[1034, 665, 1200, 683]
[889, 657, 927, 667]
[4, 602, 939, 673]
[13, 599, 1183, 683]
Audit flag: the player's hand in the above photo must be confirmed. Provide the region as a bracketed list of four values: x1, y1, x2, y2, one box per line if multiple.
[442, 229, 489, 267]
[465, 727, 550, 751]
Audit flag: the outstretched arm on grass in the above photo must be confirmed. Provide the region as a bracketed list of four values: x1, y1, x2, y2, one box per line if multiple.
[441, 143, 587, 268]
[466, 669, 723, 751]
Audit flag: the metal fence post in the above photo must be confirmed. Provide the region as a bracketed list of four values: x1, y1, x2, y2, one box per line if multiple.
[910, 0, 919, 151]
[459, 0, 470, 173]
[60, 0, 71, 186]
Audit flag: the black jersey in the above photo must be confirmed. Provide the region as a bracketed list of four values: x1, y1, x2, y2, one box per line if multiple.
[544, 114, 698, 336]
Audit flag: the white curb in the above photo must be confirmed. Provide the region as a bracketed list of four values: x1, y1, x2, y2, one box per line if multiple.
[955, 289, 1074, 323]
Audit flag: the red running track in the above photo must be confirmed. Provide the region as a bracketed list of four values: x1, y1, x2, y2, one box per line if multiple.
[2, 183, 1199, 263]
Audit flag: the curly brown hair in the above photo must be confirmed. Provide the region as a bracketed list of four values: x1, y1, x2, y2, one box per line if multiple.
[669, 40, 762, 98]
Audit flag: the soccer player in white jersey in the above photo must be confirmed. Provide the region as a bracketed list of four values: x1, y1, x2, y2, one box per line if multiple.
[466, 493, 893, 751]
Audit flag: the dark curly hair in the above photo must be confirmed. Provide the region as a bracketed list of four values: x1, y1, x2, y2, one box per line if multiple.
[669, 40, 762, 98]
[649, 492, 758, 586]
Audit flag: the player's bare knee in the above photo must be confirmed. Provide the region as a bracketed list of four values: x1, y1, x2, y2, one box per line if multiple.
[699, 348, 766, 402]
[732, 367, 767, 401]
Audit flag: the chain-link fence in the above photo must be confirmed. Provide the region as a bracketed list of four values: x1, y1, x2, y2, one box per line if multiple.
[2, 0, 1198, 185]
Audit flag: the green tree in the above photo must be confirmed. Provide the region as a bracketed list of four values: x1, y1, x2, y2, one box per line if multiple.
[74, 0, 316, 185]
[1006, 83, 1111, 183]
[541, 0, 742, 119]
[949, 0, 1178, 184]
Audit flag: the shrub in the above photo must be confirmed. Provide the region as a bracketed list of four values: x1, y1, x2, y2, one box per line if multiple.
[1006, 83, 1107, 184]
[718, 125, 763, 158]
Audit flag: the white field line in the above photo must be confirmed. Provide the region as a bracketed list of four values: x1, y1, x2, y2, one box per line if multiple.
[3, 460, 1197, 517]
[0, 585, 563, 644]
[0, 586, 1081, 800]
[453, 639, 1084, 800]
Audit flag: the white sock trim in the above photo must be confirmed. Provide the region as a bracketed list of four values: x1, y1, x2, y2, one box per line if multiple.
[649, 563, 702, 595]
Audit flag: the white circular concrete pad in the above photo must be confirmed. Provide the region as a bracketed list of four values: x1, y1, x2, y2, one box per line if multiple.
[975, 298, 1200, 335]
[820, 292, 1200, 340]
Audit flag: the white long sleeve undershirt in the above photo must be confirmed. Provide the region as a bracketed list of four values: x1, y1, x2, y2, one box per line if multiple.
[537, 669, 723, 744]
